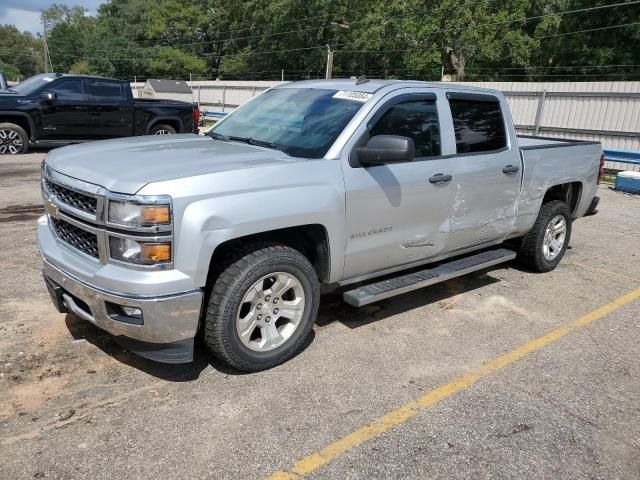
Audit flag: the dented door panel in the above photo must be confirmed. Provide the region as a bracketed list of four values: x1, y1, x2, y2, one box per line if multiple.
[445, 148, 521, 251]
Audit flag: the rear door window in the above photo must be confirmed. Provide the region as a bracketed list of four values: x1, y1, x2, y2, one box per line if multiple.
[448, 97, 507, 153]
[85, 79, 124, 102]
[370, 99, 441, 158]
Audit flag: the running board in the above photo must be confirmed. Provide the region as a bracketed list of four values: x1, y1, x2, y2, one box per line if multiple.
[343, 248, 517, 307]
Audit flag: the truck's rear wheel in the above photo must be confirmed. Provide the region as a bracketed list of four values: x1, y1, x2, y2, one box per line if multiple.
[518, 200, 572, 272]
[150, 124, 176, 135]
[0, 123, 28, 155]
[204, 244, 320, 371]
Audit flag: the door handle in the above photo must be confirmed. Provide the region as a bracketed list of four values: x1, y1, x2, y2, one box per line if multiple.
[503, 165, 520, 174]
[429, 173, 452, 184]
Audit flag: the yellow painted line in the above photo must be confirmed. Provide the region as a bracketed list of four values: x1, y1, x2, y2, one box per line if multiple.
[267, 287, 640, 480]
[568, 261, 640, 284]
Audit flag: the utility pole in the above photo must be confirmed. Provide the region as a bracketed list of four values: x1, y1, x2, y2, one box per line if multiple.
[43, 17, 49, 73]
[325, 45, 333, 80]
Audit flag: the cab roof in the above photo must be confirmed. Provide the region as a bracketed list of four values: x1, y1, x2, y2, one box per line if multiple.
[277, 78, 502, 96]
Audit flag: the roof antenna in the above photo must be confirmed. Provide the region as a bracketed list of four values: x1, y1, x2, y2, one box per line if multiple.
[355, 75, 369, 85]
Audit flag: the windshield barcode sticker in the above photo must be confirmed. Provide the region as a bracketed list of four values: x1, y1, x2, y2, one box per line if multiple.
[333, 91, 372, 102]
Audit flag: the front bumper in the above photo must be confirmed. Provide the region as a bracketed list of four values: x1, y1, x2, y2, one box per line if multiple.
[38, 212, 203, 364]
[42, 260, 202, 363]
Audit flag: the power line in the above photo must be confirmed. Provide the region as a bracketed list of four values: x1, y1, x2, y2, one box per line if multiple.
[41, 1, 639, 62]
[43, 0, 495, 52]
[335, 21, 640, 54]
[2, 2, 638, 82]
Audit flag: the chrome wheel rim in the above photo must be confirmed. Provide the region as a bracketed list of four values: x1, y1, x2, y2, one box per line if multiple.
[236, 272, 305, 352]
[153, 129, 172, 135]
[0, 129, 23, 155]
[543, 215, 567, 261]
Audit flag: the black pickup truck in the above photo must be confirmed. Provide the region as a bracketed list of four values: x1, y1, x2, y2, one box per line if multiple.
[0, 73, 199, 155]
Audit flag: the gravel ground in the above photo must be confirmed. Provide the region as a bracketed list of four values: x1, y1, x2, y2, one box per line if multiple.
[0, 151, 639, 480]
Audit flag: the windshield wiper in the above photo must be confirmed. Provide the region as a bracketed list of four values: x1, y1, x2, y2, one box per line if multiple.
[228, 136, 280, 151]
[208, 131, 230, 141]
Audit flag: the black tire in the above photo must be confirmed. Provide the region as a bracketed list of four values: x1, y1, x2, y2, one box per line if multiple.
[150, 123, 177, 135]
[0, 122, 29, 155]
[518, 200, 572, 272]
[204, 244, 320, 372]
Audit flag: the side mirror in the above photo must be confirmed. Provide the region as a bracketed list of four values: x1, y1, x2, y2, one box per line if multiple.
[356, 135, 415, 165]
[39, 92, 56, 103]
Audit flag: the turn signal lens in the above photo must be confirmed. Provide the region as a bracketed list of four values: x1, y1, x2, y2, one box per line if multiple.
[141, 243, 171, 263]
[109, 237, 172, 265]
[141, 205, 171, 224]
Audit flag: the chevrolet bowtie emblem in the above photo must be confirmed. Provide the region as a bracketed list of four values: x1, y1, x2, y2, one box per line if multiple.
[46, 198, 59, 217]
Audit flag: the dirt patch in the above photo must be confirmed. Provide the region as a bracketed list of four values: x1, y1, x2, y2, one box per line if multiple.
[3, 375, 71, 414]
[0, 348, 72, 416]
[453, 294, 530, 322]
[0, 168, 41, 180]
[31, 317, 72, 347]
[0, 204, 43, 223]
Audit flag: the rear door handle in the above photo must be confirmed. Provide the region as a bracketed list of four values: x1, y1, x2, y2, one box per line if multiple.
[429, 173, 452, 184]
[503, 165, 520, 174]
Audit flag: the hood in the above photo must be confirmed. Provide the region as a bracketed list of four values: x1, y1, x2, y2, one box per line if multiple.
[45, 134, 302, 194]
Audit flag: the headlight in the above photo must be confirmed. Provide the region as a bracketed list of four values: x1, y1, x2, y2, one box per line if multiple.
[109, 237, 171, 265]
[108, 200, 171, 227]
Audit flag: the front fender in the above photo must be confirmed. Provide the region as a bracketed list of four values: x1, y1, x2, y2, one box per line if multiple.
[138, 159, 346, 287]
[183, 184, 344, 286]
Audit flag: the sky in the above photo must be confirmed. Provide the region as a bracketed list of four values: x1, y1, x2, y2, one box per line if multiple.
[0, 0, 102, 35]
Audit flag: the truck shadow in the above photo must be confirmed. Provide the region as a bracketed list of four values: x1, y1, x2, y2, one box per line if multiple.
[64, 315, 316, 380]
[316, 271, 503, 329]
[63, 269, 501, 380]
[64, 315, 211, 381]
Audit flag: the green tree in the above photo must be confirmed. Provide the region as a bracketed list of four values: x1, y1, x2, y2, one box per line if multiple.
[0, 25, 43, 79]
[529, 0, 640, 80]
[43, 5, 97, 73]
[4, 0, 635, 82]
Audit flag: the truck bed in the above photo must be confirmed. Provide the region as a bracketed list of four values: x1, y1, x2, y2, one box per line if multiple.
[517, 135, 599, 150]
[512, 135, 602, 237]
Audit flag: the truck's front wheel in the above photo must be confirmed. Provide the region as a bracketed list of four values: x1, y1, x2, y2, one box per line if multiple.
[0, 123, 29, 155]
[518, 200, 572, 272]
[204, 244, 320, 371]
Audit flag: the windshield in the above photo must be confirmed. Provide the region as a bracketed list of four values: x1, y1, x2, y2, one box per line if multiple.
[9, 74, 57, 94]
[211, 88, 367, 158]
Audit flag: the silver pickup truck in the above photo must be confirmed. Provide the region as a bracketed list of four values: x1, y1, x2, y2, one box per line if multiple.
[37, 79, 603, 371]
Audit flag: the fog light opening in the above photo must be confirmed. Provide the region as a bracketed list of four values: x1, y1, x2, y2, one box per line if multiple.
[121, 306, 142, 319]
[105, 301, 144, 325]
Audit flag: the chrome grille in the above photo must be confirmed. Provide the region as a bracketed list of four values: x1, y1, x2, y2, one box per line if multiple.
[50, 218, 99, 259]
[45, 179, 97, 215]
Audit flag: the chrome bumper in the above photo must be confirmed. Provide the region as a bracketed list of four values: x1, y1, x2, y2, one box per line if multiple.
[42, 260, 203, 363]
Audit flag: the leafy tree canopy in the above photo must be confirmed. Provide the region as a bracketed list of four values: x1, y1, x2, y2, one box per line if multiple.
[1, 0, 638, 81]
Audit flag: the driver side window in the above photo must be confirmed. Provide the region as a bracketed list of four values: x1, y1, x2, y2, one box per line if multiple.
[370, 100, 441, 158]
[49, 78, 84, 100]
